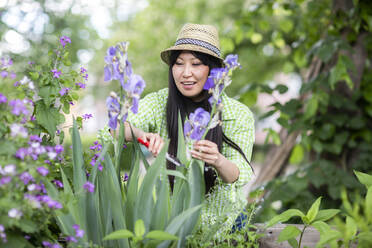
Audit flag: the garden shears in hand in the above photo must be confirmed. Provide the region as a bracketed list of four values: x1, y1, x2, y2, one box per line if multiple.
[137, 137, 184, 167]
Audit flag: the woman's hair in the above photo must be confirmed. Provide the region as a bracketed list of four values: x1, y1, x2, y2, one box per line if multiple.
[165, 50, 250, 192]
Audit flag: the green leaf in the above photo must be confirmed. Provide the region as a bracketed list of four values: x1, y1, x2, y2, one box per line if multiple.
[345, 216, 357, 239]
[289, 144, 304, 164]
[29, 71, 39, 80]
[0, 141, 16, 155]
[354, 170, 372, 188]
[277, 225, 301, 242]
[166, 169, 187, 180]
[303, 97, 318, 120]
[287, 238, 298, 248]
[357, 232, 372, 244]
[135, 140, 169, 230]
[316, 229, 341, 247]
[365, 186, 372, 221]
[18, 219, 38, 233]
[329, 55, 353, 90]
[312, 221, 331, 234]
[314, 209, 340, 222]
[103, 229, 134, 241]
[35, 100, 60, 137]
[275, 84, 289, 94]
[240, 90, 258, 107]
[135, 219, 145, 237]
[145, 230, 179, 241]
[279, 19, 294, 33]
[165, 205, 202, 234]
[305, 197, 322, 224]
[266, 209, 305, 228]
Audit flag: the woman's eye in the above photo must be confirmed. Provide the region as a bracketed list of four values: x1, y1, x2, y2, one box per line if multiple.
[175, 61, 183, 65]
[193, 63, 202, 66]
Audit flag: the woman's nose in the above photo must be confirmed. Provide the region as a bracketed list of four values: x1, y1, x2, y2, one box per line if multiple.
[182, 64, 192, 77]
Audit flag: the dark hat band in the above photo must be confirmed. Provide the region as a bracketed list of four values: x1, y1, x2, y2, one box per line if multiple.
[174, 38, 221, 57]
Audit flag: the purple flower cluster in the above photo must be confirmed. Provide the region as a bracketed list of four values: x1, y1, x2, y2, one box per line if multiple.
[104, 42, 146, 129]
[184, 108, 211, 141]
[80, 67, 88, 80]
[59, 35, 71, 48]
[82, 113, 93, 120]
[51, 69, 62, 78]
[0, 56, 13, 69]
[9, 99, 29, 116]
[59, 87, 69, 96]
[0, 224, 6, 243]
[83, 181, 95, 193]
[75, 82, 86, 89]
[66, 224, 85, 243]
[90, 141, 103, 171]
[0, 93, 7, 104]
[15, 135, 64, 161]
[25, 194, 62, 209]
[42, 241, 62, 248]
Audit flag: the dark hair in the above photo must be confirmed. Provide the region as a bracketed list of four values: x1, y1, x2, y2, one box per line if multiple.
[165, 50, 251, 193]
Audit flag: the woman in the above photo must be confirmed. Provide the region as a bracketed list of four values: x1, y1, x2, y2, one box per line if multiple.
[124, 23, 254, 235]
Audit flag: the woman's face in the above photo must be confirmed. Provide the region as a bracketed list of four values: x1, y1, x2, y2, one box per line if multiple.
[172, 51, 210, 102]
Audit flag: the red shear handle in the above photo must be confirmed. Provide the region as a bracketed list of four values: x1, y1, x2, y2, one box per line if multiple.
[137, 137, 150, 148]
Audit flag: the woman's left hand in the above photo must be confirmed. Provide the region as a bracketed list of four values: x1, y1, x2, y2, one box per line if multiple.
[191, 140, 222, 167]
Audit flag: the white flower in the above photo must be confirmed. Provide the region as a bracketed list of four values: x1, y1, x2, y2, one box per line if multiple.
[8, 208, 22, 219]
[3, 165, 16, 175]
[10, 123, 28, 138]
[271, 200, 283, 210]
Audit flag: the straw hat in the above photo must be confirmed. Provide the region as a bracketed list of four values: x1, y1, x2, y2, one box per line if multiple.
[161, 23, 223, 65]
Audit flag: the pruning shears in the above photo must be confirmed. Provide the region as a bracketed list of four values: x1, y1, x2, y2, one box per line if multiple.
[137, 137, 184, 167]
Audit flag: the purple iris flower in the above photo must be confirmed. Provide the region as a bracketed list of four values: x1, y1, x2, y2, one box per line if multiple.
[123, 74, 146, 96]
[51, 69, 62, 78]
[83, 182, 95, 193]
[204, 68, 227, 90]
[224, 54, 241, 69]
[0, 93, 7, 103]
[9, 99, 29, 116]
[106, 95, 121, 129]
[184, 107, 210, 141]
[60, 36, 71, 48]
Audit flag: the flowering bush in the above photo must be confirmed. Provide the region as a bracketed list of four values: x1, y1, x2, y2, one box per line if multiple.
[0, 36, 89, 247]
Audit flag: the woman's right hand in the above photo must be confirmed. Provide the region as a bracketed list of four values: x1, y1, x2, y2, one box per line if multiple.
[138, 132, 164, 157]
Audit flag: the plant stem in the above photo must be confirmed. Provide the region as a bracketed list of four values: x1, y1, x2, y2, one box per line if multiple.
[298, 225, 307, 248]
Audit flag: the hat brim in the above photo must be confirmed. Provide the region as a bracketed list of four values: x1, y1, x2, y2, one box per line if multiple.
[161, 44, 224, 65]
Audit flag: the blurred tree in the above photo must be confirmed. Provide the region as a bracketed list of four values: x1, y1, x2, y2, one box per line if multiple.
[0, 0, 100, 72]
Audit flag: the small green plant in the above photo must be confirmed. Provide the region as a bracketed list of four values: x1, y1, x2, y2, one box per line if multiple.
[265, 196, 340, 248]
[330, 171, 372, 248]
[103, 219, 178, 247]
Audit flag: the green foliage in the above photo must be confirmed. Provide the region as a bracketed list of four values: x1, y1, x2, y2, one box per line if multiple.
[265, 171, 372, 248]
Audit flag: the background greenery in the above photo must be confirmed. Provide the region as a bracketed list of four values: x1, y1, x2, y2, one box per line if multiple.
[1, 0, 371, 225]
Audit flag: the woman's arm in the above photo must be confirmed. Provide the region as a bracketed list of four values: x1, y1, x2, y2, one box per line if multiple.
[191, 140, 239, 183]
